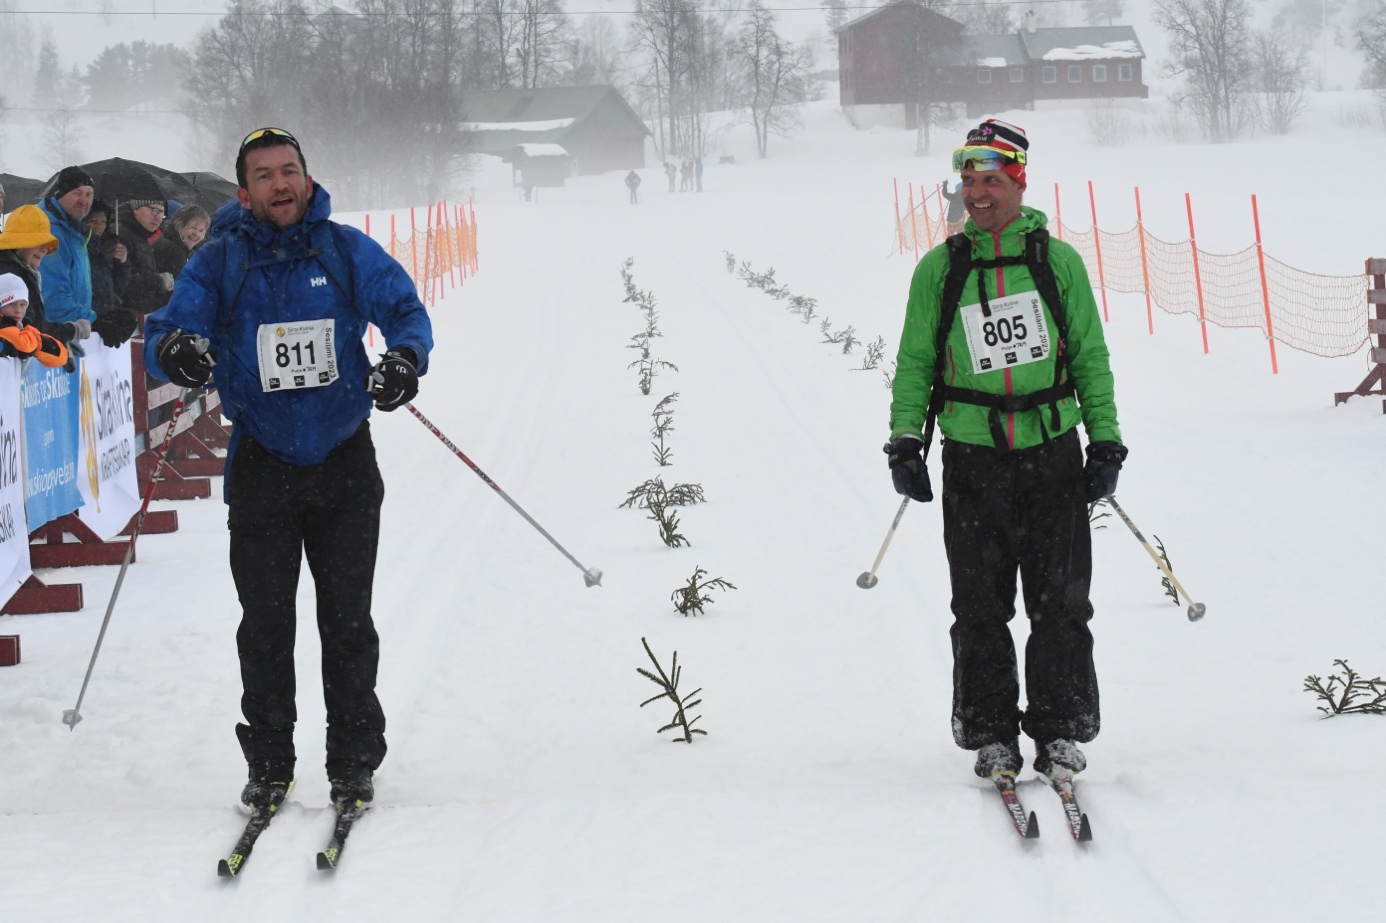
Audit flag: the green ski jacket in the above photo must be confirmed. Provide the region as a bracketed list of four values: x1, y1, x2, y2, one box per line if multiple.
[889, 205, 1121, 451]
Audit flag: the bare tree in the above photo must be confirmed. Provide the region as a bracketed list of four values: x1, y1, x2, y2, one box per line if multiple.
[1082, 0, 1126, 26]
[628, 0, 733, 158]
[512, 0, 568, 88]
[476, 0, 525, 88]
[909, 0, 959, 156]
[1154, 0, 1254, 142]
[734, 0, 808, 158]
[1356, 4, 1386, 101]
[1252, 29, 1307, 134]
[563, 15, 623, 85]
[42, 108, 83, 167]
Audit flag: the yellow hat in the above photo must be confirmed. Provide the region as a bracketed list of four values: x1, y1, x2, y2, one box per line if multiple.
[0, 205, 60, 254]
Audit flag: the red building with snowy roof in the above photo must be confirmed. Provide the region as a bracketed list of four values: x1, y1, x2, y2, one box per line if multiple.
[836, 2, 1148, 127]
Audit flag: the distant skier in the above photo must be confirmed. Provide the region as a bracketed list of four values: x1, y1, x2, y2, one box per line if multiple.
[664, 161, 676, 192]
[695, 157, 704, 192]
[885, 119, 1126, 788]
[940, 177, 966, 236]
[626, 170, 641, 204]
[144, 127, 434, 817]
[680, 159, 693, 192]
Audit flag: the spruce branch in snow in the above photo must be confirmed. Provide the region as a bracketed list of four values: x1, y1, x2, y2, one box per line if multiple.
[882, 360, 896, 390]
[650, 392, 678, 466]
[724, 251, 737, 274]
[620, 477, 705, 547]
[1304, 660, 1386, 717]
[1088, 497, 1111, 529]
[671, 566, 737, 616]
[854, 336, 885, 370]
[787, 294, 817, 323]
[1154, 534, 1179, 604]
[638, 637, 706, 742]
[628, 355, 678, 396]
[820, 319, 857, 353]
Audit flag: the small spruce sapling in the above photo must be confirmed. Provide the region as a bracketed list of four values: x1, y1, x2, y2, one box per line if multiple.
[629, 356, 679, 396]
[1154, 534, 1178, 604]
[650, 392, 678, 466]
[854, 335, 885, 370]
[1303, 660, 1386, 717]
[621, 477, 706, 548]
[638, 637, 706, 742]
[724, 251, 736, 274]
[820, 319, 857, 353]
[671, 566, 737, 616]
[787, 294, 817, 323]
[882, 360, 896, 390]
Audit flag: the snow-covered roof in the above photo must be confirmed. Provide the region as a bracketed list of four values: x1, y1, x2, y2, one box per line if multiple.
[462, 119, 575, 132]
[1020, 26, 1144, 62]
[977, 58, 1008, 68]
[968, 32, 1027, 68]
[514, 144, 571, 158]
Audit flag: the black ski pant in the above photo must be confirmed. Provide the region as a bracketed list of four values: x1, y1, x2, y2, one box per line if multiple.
[940, 427, 1098, 750]
[227, 422, 388, 779]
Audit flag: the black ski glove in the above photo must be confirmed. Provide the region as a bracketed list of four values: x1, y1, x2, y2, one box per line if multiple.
[155, 329, 216, 388]
[1084, 441, 1128, 503]
[365, 347, 419, 411]
[885, 435, 933, 503]
[91, 309, 138, 347]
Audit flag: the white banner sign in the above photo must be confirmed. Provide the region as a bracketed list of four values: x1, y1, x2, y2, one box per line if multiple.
[0, 356, 30, 606]
[75, 341, 140, 539]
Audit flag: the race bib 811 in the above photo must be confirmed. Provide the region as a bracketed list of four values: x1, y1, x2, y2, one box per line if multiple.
[256, 319, 339, 392]
[958, 293, 1050, 373]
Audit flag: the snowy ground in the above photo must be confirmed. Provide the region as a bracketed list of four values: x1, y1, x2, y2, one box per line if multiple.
[2, 96, 1385, 921]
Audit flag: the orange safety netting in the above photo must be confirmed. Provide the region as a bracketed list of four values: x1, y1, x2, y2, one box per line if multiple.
[371, 201, 480, 307]
[893, 195, 1368, 360]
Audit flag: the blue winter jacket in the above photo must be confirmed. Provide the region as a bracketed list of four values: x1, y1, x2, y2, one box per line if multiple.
[143, 183, 433, 476]
[38, 197, 95, 325]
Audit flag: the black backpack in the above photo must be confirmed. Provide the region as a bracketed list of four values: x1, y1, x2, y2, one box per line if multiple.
[921, 229, 1076, 454]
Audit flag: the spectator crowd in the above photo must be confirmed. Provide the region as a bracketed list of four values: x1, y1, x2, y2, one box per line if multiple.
[0, 165, 216, 368]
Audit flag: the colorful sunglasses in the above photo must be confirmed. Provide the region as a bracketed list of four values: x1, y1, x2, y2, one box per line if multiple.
[240, 127, 300, 151]
[951, 145, 1027, 173]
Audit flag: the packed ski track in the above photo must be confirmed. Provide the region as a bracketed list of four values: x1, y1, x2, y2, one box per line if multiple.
[4, 98, 1386, 920]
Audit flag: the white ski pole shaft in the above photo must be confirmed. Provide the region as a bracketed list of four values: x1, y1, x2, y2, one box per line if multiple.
[857, 497, 910, 589]
[406, 403, 602, 587]
[1106, 496, 1205, 622]
[63, 390, 190, 729]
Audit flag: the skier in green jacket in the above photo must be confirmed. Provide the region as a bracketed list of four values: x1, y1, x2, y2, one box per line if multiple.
[885, 119, 1127, 785]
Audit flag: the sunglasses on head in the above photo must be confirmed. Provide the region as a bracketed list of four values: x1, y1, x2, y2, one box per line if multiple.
[951, 145, 1027, 173]
[240, 127, 300, 151]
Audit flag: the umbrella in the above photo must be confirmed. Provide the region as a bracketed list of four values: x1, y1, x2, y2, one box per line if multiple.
[180, 172, 239, 210]
[0, 173, 49, 210]
[40, 158, 234, 215]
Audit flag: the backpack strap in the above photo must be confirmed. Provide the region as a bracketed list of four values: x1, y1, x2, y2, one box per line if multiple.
[305, 222, 358, 316]
[927, 229, 1077, 453]
[919, 233, 975, 459]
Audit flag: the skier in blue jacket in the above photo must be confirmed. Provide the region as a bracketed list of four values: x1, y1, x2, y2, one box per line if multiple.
[144, 128, 433, 816]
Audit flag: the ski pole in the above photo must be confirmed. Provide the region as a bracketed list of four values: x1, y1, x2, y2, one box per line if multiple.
[405, 403, 602, 588]
[63, 388, 191, 729]
[857, 497, 910, 589]
[1106, 496, 1205, 622]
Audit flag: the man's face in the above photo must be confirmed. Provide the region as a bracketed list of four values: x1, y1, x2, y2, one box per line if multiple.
[1, 298, 27, 321]
[133, 204, 165, 234]
[237, 145, 313, 230]
[19, 246, 47, 269]
[961, 164, 1024, 234]
[58, 185, 94, 222]
[87, 212, 108, 237]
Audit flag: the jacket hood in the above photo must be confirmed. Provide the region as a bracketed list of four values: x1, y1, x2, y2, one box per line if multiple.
[233, 182, 334, 251]
[963, 204, 1050, 253]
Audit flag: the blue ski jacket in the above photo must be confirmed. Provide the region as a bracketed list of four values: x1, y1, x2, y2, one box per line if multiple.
[144, 183, 433, 475]
[38, 197, 95, 325]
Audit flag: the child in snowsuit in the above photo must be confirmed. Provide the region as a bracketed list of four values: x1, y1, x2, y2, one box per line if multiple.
[0, 271, 69, 367]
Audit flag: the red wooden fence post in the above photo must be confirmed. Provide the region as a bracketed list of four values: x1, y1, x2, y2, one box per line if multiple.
[409, 207, 419, 288]
[920, 181, 935, 250]
[1252, 194, 1279, 374]
[1134, 186, 1153, 335]
[444, 199, 458, 290]
[908, 183, 919, 262]
[1088, 180, 1110, 323]
[1186, 192, 1209, 354]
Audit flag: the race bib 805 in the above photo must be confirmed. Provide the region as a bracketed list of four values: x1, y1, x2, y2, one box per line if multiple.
[958, 293, 1050, 373]
[256, 319, 339, 392]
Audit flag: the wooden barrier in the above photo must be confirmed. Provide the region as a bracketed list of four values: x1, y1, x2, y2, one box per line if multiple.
[1334, 260, 1386, 413]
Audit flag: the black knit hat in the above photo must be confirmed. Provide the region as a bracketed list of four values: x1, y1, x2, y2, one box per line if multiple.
[53, 166, 94, 199]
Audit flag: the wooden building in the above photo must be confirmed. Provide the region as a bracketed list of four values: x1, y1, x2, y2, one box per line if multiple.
[836, 1, 1149, 126]
[460, 86, 650, 176]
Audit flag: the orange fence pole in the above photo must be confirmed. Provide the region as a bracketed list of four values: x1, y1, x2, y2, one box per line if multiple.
[365, 213, 371, 237]
[894, 179, 904, 255]
[1134, 186, 1153, 335]
[409, 207, 419, 290]
[1088, 180, 1109, 323]
[1252, 194, 1279, 374]
[389, 213, 396, 259]
[908, 183, 919, 262]
[1053, 183, 1063, 240]
[470, 200, 478, 272]
[1186, 193, 1209, 354]
[920, 181, 935, 250]
[456, 204, 467, 281]
[444, 199, 458, 290]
